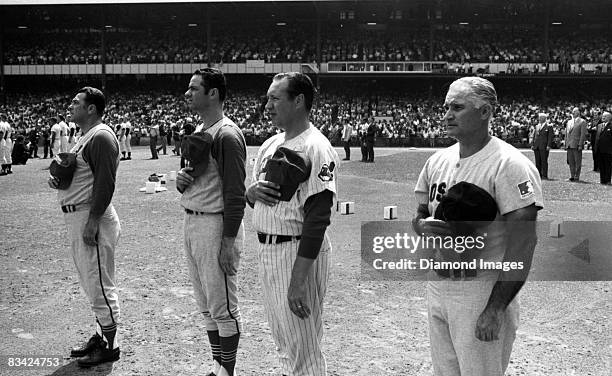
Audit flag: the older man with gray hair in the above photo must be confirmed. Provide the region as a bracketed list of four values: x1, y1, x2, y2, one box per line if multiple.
[531, 112, 554, 179]
[413, 77, 542, 376]
[565, 107, 588, 181]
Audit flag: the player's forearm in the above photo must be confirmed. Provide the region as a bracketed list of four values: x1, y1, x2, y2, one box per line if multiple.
[411, 204, 431, 233]
[291, 256, 316, 286]
[486, 208, 538, 311]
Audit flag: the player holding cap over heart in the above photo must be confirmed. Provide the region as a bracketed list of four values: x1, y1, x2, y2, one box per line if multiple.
[246, 72, 339, 376]
[177, 68, 247, 376]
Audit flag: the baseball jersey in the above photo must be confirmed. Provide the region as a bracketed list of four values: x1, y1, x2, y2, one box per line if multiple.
[252, 124, 339, 235]
[414, 136, 543, 263]
[58, 124, 119, 209]
[121, 121, 131, 135]
[59, 121, 69, 137]
[50, 122, 61, 140]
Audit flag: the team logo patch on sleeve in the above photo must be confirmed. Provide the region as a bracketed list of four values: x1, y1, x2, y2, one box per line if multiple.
[517, 180, 534, 199]
[318, 161, 335, 182]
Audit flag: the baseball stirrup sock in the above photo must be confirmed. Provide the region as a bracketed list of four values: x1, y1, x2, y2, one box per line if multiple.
[98, 320, 118, 350]
[207, 330, 222, 365]
[220, 333, 240, 375]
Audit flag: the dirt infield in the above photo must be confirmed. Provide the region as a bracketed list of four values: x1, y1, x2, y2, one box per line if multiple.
[1, 146, 610, 375]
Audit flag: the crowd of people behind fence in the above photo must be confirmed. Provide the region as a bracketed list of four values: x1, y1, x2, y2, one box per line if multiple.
[5, 28, 612, 66]
[1, 88, 609, 164]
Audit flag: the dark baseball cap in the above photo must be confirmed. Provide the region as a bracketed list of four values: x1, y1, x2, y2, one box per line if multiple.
[181, 132, 213, 177]
[434, 181, 498, 233]
[265, 147, 312, 201]
[50, 152, 77, 190]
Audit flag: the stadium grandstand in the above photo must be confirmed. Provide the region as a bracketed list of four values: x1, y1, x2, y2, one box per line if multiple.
[1, 0, 611, 149]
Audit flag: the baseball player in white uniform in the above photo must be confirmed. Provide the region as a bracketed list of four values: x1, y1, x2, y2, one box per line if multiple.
[0, 115, 13, 175]
[50, 118, 62, 156]
[48, 87, 121, 367]
[413, 77, 542, 376]
[58, 115, 70, 152]
[247, 72, 339, 376]
[119, 117, 132, 160]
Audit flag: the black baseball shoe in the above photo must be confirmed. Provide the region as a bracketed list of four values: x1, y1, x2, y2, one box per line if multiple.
[70, 333, 104, 358]
[77, 343, 120, 367]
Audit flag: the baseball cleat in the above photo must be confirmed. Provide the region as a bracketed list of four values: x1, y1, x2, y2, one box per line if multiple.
[70, 333, 104, 358]
[76, 344, 120, 367]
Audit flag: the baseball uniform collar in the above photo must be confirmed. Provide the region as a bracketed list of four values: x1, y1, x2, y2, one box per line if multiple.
[456, 135, 497, 165]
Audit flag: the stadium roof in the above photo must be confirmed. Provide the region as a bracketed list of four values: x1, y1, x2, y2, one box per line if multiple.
[1, 1, 611, 29]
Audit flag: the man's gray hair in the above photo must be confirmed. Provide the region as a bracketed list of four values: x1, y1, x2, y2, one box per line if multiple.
[538, 113, 548, 118]
[449, 77, 498, 110]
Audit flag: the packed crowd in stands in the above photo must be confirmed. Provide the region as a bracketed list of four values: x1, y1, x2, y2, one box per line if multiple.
[5, 29, 612, 65]
[1, 88, 608, 155]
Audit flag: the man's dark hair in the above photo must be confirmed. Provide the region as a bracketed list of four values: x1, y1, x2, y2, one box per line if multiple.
[273, 72, 315, 111]
[77, 86, 106, 116]
[193, 68, 227, 102]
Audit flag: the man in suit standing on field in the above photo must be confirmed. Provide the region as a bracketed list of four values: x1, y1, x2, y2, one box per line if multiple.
[531, 113, 554, 180]
[595, 111, 612, 185]
[565, 107, 588, 182]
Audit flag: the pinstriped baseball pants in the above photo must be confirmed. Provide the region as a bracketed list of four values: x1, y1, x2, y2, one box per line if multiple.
[183, 213, 243, 337]
[64, 205, 121, 327]
[258, 238, 331, 376]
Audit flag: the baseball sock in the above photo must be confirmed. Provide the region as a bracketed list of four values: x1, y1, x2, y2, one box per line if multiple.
[122, 151, 126, 159]
[220, 333, 240, 375]
[97, 320, 119, 350]
[127, 152, 131, 159]
[207, 330, 222, 366]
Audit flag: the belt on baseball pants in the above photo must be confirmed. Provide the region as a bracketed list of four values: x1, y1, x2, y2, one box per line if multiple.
[257, 233, 301, 244]
[61, 204, 89, 213]
[184, 208, 222, 216]
[435, 268, 477, 279]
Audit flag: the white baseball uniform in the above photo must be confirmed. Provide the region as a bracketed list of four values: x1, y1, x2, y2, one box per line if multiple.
[50, 122, 61, 155]
[59, 121, 70, 152]
[252, 124, 339, 376]
[0, 121, 10, 165]
[120, 121, 132, 154]
[414, 136, 543, 376]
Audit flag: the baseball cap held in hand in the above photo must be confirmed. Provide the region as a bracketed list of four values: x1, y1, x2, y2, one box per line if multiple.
[434, 181, 498, 233]
[50, 152, 77, 190]
[265, 147, 312, 201]
[181, 132, 213, 177]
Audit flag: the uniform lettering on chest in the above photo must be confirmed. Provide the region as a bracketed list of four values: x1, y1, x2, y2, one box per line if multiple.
[429, 182, 447, 203]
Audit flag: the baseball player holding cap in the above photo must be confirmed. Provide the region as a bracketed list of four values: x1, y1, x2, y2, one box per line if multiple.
[176, 68, 246, 376]
[413, 77, 542, 376]
[246, 72, 339, 376]
[47, 87, 121, 367]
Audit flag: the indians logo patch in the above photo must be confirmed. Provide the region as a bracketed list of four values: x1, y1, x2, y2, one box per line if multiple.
[517, 180, 534, 199]
[318, 161, 336, 182]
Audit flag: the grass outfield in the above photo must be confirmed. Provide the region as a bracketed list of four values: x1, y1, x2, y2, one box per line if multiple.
[0, 145, 610, 375]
